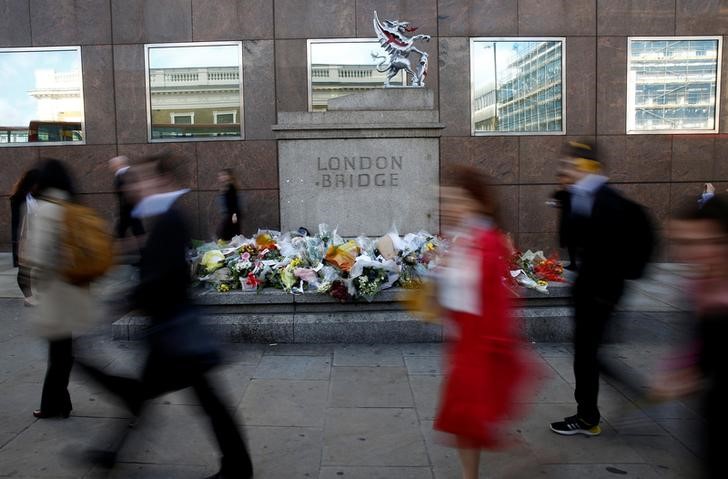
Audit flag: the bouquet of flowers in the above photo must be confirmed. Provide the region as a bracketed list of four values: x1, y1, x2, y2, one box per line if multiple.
[509, 250, 566, 294]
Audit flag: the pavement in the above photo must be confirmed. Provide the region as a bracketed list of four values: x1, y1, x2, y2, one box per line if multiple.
[0, 253, 704, 478]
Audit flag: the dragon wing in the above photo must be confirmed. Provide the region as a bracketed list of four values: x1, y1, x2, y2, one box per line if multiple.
[373, 10, 412, 55]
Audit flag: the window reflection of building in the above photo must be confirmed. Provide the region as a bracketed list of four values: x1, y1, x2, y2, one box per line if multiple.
[149, 66, 241, 138]
[27, 69, 84, 122]
[310, 63, 403, 111]
[474, 41, 563, 132]
[629, 39, 719, 131]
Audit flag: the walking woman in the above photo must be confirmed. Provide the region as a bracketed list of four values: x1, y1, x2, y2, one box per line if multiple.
[10, 168, 40, 306]
[26, 159, 94, 418]
[216, 168, 241, 241]
[434, 166, 534, 479]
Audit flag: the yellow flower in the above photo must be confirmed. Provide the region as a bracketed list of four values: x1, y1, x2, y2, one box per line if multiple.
[537, 280, 548, 287]
[201, 250, 225, 273]
[425, 242, 435, 251]
[218, 283, 231, 293]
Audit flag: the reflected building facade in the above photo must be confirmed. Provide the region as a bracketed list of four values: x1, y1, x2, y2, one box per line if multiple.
[149, 66, 241, 139]
[473, 41, 563, 133]
[629, 39, 720, 132]
[310, 63, 403, 111]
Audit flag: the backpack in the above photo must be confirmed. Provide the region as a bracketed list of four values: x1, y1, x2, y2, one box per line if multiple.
[619, 196, 656, 280]
[56, 201, 114, 285]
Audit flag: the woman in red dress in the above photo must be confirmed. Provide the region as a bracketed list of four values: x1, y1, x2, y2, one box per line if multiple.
[435, 166, 533, 479]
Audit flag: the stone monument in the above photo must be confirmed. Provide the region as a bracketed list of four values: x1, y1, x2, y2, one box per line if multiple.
[274, 88, 443, 236]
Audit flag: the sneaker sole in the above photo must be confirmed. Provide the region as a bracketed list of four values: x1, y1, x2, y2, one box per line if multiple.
[549, 425, 601, 436]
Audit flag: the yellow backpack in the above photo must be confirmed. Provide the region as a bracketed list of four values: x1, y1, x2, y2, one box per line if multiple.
[56, 201, 114, 285]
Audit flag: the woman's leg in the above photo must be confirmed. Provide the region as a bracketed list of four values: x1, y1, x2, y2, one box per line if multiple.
[39, 337, 73, 414]
[17, 265, 32, 299]
[456, 447, 480, 479]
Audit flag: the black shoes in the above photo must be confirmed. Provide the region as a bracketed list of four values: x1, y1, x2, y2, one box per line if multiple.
[33, 409, 71, 419]
[550, 414, 601, 436]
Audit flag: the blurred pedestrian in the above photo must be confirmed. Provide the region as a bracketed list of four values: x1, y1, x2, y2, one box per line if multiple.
[10, 168, 40, 306]
[216, 168, 241, 241]
[698, 182, 715, 208]
[654, 195, 728, 478]
[549, 140, 654, 436]
[77, 155, 253, 479]
[434, 166, 534, 479]
[109, 155, 144, 239]
[549, 172, 576, 271]
[26, 159, 97, 419]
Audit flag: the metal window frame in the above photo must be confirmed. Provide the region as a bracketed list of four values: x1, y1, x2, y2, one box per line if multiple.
[144, 41, 244, 143]
[0, 45, 86, 148]
[626, 36, 723, 135]
[470, 37, 567, 137]
[307, 38, 410, 112]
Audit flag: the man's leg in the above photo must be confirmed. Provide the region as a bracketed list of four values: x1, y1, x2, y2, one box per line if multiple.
[191, 373, 253, 478]
[573, 294, 613, 426]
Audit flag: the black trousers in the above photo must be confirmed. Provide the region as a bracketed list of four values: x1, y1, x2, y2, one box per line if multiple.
[40, 337, 73, 414]
[17, 265, 32, 298]
[77, 357, 252, 476]
[572, 291, 617, 425]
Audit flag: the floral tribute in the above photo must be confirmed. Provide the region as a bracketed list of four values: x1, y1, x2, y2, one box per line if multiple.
[509, 250, 566, 294]
[192, 225, 443, 301]
[192, 226, 564, 301]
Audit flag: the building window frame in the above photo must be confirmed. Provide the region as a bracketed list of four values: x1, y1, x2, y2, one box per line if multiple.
[144, 41, 244, 143]
[470, 37, 567, 137]
[213, 110, 237, 124]
[0, 45, 86, 148]
[626, 36, 722, 135]
[170, 112, 195, 124]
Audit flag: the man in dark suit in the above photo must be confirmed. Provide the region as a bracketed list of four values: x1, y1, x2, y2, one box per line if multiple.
[109, 155, 144, 239]
[79, 155, 253, 479]
[549, 140, 633, 436]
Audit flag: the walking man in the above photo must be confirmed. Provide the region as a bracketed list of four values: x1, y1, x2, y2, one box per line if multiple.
[109, 155, 144, 239]
[549, 140, 638, 436]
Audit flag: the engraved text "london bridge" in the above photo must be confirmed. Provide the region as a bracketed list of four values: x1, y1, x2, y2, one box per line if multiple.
[315, 155, 403, 188]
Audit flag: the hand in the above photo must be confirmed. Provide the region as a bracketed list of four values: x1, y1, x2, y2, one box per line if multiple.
[232, 214, 238, 224]
[704, 183, 715, 194]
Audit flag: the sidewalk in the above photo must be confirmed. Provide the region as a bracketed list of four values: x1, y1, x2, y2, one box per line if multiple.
[0, 253, 702, 477]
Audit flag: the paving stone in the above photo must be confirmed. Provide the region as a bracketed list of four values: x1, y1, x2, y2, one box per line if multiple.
[0, 382, 43, 434]
[254, 355, 331, 380]
[400, 344, 442, 357]
[329, 367, 413, 408]
[655, 418, 705, 456]
[318, 466, 434, 478]
[404, 356, 442, 376]
[532, 463, 661, 478]
[263, 343, 334, 357]
[408, 374, 441, 421]
[117, 404, 219, 466]
[245, 425, 322, 478]
[513, 403, 646, 464]
[0, 416, 126, 478]
[625, 435, 701, 478]
[323, 408, 428, 467]
[536, 342, 573, 357]
[238, 379, 328, 427]
[333, 344, 404, 367]
[93, 463, 210, 479]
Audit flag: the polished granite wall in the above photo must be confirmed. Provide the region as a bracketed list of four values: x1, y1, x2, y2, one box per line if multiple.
[1, 0, 727, 252]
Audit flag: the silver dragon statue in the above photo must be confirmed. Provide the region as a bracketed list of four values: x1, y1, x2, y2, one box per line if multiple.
[371, 10, 431, 87]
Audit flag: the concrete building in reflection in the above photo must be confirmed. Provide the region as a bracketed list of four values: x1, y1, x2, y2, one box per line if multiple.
[473, 41, 563, 132]
[628, 39, 720, 131]
[148, 66, 241, 139]
[310, 64, 403, 111]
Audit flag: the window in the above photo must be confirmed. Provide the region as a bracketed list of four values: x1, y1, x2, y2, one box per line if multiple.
[307, 39, 405, 111]
[470, 38, 566, 135]
[171, 112, 194, 124]
[0, 46, 85, 146]
[214, 111, 236, 124]
[145, 42, 243, 141]
[627, 37, 722, 134]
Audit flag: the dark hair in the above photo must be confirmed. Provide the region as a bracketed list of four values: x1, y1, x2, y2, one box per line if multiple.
[451, 165, 501, 228]
[674, 194, 728, 235]
[10, 168, 40, 198]
[37, 158, 75, 198]
[219, 168, 238, 188]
